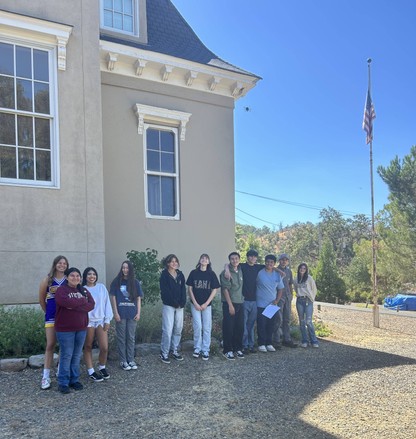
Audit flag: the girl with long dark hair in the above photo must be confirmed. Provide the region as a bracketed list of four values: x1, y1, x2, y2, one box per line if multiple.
[294, 263, 319, 348]
[186, 254, 220, 360]
[110, 260, 143, 370]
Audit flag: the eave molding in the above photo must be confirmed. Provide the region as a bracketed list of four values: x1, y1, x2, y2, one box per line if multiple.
[0, 10, 73, 71]
[134, 103, 192, 141]
[100, 40, 258, 100]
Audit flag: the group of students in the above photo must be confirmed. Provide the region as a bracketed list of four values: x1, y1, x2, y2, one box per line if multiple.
[39, 256, 142, 393]
[218, 250, 319, 361]
[38, 250, 319, 393]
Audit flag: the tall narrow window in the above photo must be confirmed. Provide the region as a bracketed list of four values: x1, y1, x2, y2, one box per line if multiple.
[101, 0, 137, 35]
[144, 125, 179, 219]
[0, 41, 55, 184]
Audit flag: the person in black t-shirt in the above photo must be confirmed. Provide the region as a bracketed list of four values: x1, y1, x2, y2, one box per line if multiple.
[186, 254, 220, 361]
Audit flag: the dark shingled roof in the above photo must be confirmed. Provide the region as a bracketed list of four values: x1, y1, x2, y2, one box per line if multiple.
[100, 0, 259, 78]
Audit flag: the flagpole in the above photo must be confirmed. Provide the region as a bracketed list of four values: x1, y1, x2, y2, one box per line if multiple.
[367, 58, 379, 328]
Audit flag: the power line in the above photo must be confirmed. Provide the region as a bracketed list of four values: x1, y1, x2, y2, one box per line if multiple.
[236, 190, 367, 217]
[235, 207, 281, 227]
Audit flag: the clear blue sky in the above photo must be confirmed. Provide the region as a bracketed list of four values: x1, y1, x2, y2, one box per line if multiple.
[172, 0, 416, 228]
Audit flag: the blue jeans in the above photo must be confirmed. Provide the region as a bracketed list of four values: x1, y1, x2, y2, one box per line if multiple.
[160, 305, 184, 356]
[116, 319, 137, 363]
[56, 330, 86, 387]
[296, 297, 318, 345]
[191, 303, 212, 353]
[242, 300, 257, 349]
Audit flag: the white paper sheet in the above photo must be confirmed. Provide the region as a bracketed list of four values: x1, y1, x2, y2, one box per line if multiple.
[262, 304, 280, 319]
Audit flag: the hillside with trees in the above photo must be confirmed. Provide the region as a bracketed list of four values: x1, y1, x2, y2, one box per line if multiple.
[235, 146, 416, 304]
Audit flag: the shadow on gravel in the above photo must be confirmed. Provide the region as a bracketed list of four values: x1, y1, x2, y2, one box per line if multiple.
[1, 340, 415, 439]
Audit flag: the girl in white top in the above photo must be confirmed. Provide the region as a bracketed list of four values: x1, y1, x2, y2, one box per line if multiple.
[82, 267, 113, 381]
[293, 263, 319, 348]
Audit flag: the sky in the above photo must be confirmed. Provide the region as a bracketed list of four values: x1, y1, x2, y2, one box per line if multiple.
[172, 0, 416, 228]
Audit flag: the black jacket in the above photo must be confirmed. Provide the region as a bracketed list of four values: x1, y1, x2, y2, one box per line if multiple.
[160, 269, 186, 308]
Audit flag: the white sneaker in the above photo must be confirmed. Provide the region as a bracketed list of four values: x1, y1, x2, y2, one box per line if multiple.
[301, 343, 308, 348]
[266, 345, 276, 352]
[41, 377, 51, 390]
[258, 345, 267, 352]
[312, 343, 319, 348]
[128, 361, 138, 370]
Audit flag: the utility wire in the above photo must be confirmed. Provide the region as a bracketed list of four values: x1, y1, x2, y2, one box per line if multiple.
[235, 207, 281, 227]
[236, 190, 367, 217]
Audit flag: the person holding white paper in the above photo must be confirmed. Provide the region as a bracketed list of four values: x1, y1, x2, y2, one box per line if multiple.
[256, 255, 284, 352]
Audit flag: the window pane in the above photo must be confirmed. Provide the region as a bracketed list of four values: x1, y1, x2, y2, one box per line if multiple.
[36, 150, 51, 181]
[114, 12, 123, 29]
[16, 46, 32, 79]
[104, 10, 113, 27]
[34, 82, 50, 114]
[161, 152, 174, 173]
[114, 0, 123, 12]
[104, 0, 113, 8]
[0, 113, 16, 145]
[124, 15, 133, 32]
[0, 42, 14, 75]
[124, 0, 133, 14]
[160, 131, 174, 152]
[35, 118, 50, 149]
[16, 79, 32, 111]
[148, 175, 161, 216]
[18, 148, 34, 180]
[147, 129, 160, 150]
[161, 176, 176, 216]
[0, 76, 15, 109]
[0, 145, 16, 178]
[147, 150, 160, 172]
[17, 115, 33, 147]
[33, 50, 49, 82]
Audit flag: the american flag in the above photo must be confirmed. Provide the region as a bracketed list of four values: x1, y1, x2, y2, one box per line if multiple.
[362, 89, 376, 144]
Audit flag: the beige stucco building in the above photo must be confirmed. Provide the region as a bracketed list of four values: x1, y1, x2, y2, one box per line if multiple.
[0, 0, 259, 304]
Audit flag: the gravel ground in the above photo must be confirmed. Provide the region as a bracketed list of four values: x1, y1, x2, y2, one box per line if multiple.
[1, 303, 416, 439]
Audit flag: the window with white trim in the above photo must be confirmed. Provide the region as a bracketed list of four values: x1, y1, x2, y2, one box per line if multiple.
[144, 124, 179, 219]
[101, 0, 138, 35]
[0, 40, 56, 184]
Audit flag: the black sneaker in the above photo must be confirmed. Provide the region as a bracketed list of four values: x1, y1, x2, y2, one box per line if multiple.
[58, 385, 70, 394]
[99, 368, 110, 380]
[249, 347, 257, 353]
[69, 382, 84, 391]
[89, 372, 104, 382]
[160, 353, 171, 364]
[282, 341, 298, 348]
[171, 351, 184, 361]
[236, 350, 245, 359]
[242, 348, 250, 355]
[201, 352, 209, 361]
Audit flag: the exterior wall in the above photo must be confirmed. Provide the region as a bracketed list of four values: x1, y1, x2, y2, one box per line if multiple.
[101, 72, 236, 282]
[0, 1, 106, 304]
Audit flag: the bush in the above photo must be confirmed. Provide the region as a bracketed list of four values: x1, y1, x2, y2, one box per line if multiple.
[0, 306, 46, 358]
[136, 301, 163, 343]
[127, 248, 162, 304]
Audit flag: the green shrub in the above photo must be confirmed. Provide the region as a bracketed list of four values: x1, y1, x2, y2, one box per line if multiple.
[127, 248, 162, 304]
[0, 306, 46, 358]
[136, 301, 163, 343]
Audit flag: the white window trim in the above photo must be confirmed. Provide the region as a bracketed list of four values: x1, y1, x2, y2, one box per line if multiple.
[0, 10, 72, 71]
[100, 0, 139, 37]
[134, 103, 191, 141]
[0, 11, 72, 188]
[134, 103, 191, 220]
[143, 124, 180, 220]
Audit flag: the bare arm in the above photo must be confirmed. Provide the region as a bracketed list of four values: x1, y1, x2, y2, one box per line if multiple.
[134, 296, 141, 321]
[38, 277, 49, 312]
[273, 288, 284, 305]
[110, 295, 120, 322]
